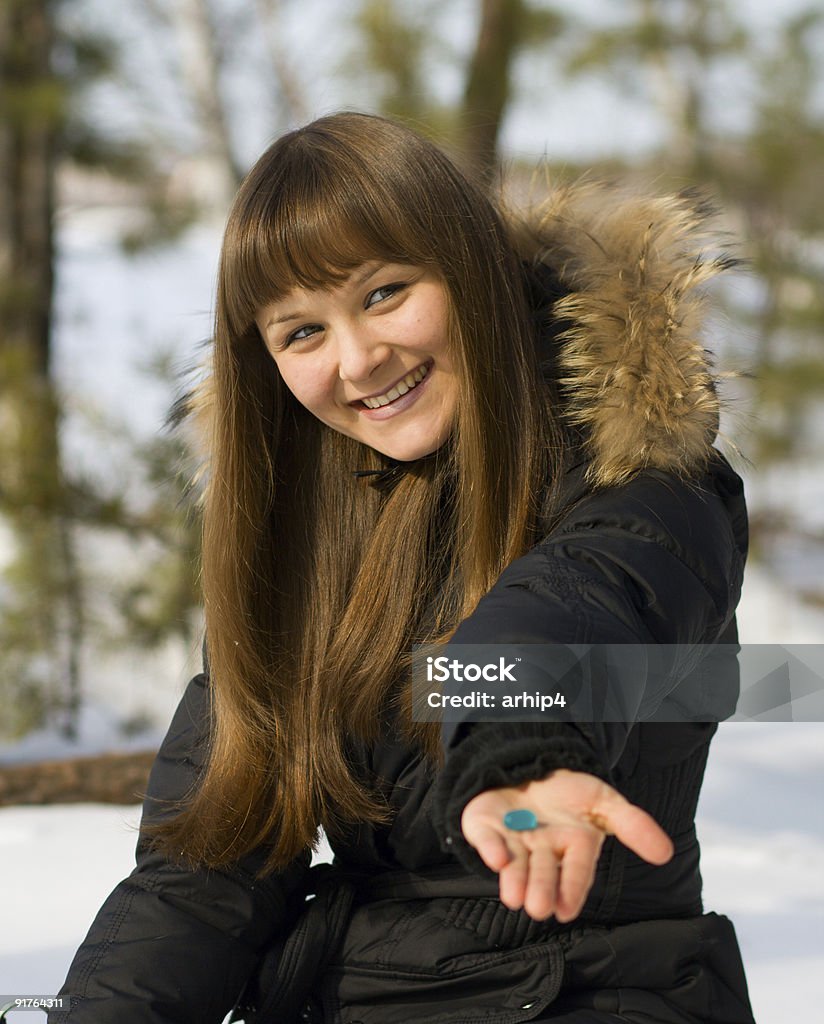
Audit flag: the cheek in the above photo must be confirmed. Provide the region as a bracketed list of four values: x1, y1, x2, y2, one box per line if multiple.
[273, 358, 331, 416]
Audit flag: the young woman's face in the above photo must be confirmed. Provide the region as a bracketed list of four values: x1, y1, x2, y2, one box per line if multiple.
[255, 262, 458, 461]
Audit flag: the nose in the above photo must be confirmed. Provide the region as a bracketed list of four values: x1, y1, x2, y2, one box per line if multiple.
[335, 325, 390, 384]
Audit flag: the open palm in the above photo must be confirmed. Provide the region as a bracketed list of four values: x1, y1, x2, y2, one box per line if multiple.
[461, 769, 674, 923]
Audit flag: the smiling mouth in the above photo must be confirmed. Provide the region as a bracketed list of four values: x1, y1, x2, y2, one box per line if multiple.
[357, 362, 431, 409]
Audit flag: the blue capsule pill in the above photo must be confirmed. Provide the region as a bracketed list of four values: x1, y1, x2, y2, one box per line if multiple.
[503, 809, 539, 831]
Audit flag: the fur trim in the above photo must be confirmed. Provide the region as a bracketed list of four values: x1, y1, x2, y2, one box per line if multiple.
[526, 183, 736, 487]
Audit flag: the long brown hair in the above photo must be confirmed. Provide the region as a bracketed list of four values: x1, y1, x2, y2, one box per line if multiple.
[153, 112, 568, 872]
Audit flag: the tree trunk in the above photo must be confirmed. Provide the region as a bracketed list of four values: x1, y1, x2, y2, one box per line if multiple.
[460, 0, 526, 185]
[0, 0, 56, 374]
[0, 0, 85, 740]
[171, 0, 245, 204]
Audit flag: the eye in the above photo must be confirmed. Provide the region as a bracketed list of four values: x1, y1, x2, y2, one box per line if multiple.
[365, 282, 406, 308]
[285, 323, 322, 346]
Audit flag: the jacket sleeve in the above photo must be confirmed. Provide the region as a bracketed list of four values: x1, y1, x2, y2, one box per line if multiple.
[431, 459, 747, 868]
[51, 672, 311, 1024]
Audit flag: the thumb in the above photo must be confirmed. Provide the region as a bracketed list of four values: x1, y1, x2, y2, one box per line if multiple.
[594, 795, 674, 865]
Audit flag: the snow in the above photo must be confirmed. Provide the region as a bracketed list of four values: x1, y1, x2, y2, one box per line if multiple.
[696, 735, 824, 1022]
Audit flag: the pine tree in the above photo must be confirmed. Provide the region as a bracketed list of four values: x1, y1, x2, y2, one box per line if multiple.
[0, 0, 82, 737]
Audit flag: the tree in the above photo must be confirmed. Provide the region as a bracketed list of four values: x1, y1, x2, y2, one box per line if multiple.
[0, 0, 57, 372]
[461, 0, 564, 183]
[564, 0, 747, 177]
[347, 0, 566, 182]
[0, 0, 81, 737]
[562, 0, 824, 599]
[109, 0, 312, 239]
[0, 0, 203, 739]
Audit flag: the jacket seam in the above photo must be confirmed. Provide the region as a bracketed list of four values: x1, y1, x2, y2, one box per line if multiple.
[70, 873, 158, 1009]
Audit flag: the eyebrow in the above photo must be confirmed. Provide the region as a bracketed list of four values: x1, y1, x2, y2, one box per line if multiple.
[263, 262, 388, 329]
[266, 310, 306, 327]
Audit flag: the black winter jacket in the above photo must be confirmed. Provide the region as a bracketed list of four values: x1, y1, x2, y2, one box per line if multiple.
[52, 185, 756, 1024]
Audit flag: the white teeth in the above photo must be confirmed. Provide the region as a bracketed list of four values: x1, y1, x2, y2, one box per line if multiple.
[362, 363, 429, 409]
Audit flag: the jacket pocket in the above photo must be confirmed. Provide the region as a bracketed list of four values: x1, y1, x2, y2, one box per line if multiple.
[324, 942, 565, 1024]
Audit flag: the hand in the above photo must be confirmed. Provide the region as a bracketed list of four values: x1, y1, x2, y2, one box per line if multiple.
[460, 769, 673, 923]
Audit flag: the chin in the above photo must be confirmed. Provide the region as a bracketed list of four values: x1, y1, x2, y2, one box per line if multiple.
[376, 437, 447, 462]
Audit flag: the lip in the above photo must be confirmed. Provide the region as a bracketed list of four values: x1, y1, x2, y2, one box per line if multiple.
[353, 361, 433, 420]
[350, 360, 432, 405]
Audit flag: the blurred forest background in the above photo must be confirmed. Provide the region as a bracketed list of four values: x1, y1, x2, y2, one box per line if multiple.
[2, 0, 824, 746]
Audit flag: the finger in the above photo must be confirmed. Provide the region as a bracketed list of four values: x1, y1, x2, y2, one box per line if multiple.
[594, 793, 674, 865]
[522, 845, 560, 921]
[465, 822, 514, 873]
[555, 832, 601, 922]
[498, 844, 529, 910]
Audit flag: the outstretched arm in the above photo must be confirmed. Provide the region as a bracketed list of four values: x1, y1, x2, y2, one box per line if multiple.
[432, 462, 746, 918]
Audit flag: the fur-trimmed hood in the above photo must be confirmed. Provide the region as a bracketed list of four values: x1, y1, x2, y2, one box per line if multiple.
[521, 182, 736, 488]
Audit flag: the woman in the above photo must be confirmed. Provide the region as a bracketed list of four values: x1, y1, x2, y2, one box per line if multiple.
[53, 112, 754, 1023]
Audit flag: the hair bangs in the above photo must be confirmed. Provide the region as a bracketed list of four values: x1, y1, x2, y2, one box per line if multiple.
[223, 139, 435, 336]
